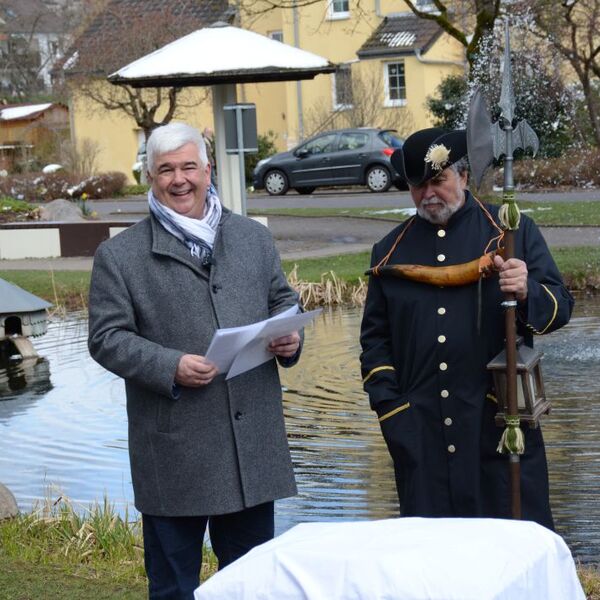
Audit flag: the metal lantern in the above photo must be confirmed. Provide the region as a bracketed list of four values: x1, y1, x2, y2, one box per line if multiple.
[487, 338, 550, 428]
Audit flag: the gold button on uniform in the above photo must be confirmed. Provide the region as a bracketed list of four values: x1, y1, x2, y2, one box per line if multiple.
[444, 417, 453, 426]
[439, 362, 448, 371]
[437, 254, 446, 262]
[438, 335, 446, 343]
[441, 389, 449, 398]
[448, 444, 456, 453]
[437, 307, 446, 315]
[437, 229, 446, 238]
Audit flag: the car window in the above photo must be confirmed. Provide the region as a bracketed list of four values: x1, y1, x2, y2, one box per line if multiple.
[378, 131, 404, 148]
[300, 133, 338, 155]
[338, 132, 369, 151]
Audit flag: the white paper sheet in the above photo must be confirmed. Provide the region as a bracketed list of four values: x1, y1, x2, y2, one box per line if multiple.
[205, 306, 321, 380]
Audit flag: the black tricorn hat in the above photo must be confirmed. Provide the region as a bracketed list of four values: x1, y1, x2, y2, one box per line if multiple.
[391, 128, 468, 186]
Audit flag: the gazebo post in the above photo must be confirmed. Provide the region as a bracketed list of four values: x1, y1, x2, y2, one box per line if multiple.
[212, 83, 243, 215]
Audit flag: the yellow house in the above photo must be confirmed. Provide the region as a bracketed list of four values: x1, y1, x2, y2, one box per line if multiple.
[240, 0, 465, 151]
[64, 0, 466, 181]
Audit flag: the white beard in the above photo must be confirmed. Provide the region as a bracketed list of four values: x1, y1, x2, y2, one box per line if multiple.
[417, 197, 461, 225]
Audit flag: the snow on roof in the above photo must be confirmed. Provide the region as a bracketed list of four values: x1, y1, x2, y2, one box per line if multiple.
[0, 103, 53, 121]
[110, 25, 332, 82]
[0, 278, 52, 314]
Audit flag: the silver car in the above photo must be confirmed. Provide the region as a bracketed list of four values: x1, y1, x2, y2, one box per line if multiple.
[252, 128, 405, 195]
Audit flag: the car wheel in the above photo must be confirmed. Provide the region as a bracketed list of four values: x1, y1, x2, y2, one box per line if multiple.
[264, 169, 289, 196]
[366, 165, 392, 192]
[295, 187, 316, 195]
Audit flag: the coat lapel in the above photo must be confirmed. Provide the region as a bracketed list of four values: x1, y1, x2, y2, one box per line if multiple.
[150, 215, 209, 279]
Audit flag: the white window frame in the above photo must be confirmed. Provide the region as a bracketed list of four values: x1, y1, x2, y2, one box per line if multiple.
[268, 30, 283, 43]
[332, 64, 353, 110]
[327, 0, 350, 20]
[383, 60, 407, 107]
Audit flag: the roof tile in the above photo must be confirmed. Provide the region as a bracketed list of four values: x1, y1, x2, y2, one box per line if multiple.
[357, 13, 443, 59]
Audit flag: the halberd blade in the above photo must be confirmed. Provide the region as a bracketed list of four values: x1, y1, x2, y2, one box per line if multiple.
[513, 120, 539, 157]
[466, 88, 495, 188]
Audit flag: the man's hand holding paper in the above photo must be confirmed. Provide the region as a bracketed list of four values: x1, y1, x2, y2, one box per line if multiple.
[268, 332, 301, 358]
[205, 306, 322, 379]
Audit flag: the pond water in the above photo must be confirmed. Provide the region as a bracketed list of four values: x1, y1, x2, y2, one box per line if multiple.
[0, 295, 599, 562]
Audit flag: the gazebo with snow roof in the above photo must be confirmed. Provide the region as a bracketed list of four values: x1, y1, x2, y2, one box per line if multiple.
[108, 22, 335, 215]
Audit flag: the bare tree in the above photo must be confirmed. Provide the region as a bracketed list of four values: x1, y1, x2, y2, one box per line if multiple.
[240, 0, 502, 70]
[61, 1, 228, 140]
[519, 0, 600, 146]
[0, 1, 80, 101]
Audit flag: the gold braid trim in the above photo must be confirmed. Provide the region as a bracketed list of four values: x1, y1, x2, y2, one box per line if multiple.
[362, 365, 395, 384]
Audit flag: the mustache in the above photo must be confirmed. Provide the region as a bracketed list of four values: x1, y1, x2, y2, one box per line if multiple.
[421, 197, 444, 206]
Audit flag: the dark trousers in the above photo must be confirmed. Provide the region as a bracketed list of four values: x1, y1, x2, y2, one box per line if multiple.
[142, 501, 274, 600]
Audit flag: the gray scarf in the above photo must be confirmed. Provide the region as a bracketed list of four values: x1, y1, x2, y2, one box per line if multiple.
[148, 183, 222, 265]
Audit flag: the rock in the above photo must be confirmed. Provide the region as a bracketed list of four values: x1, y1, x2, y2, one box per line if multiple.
[39, 199, 85, 222]
[0, 482, 18, 519]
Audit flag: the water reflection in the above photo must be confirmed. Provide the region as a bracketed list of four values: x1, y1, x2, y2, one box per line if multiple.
[0, 298, 598, 561]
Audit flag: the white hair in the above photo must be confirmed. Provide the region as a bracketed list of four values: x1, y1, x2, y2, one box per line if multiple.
[146, 122, 208, 174]
[449, 156, 469, 176]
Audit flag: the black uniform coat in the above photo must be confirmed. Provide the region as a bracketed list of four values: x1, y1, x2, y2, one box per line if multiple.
[88, 210, 300, 517]
[360, 192, 573, 528]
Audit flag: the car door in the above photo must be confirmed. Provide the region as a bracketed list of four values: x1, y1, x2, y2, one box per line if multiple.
[327, 131, 371, 184]
[289, 133, 338, 186]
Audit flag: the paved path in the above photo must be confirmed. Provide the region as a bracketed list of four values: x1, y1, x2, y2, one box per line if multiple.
[87, 188, 600, 219]
[1, 215, 597, 272]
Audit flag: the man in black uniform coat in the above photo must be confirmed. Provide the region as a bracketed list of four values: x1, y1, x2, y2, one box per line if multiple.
[360, 128, 573, 529]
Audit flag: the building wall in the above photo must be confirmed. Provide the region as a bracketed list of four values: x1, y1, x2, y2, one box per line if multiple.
[68, 0, 466, 176]
[0, 106, 69, 145]
[241, 0, 465, 149]
[70, 86, 214, 181]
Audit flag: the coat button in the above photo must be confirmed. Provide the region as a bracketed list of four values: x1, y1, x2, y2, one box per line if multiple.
[448, 444, 456, 453]
[438, 335, 446, 343]
[439, 362, 448, 371]
[437, 307, 446, 315]
[444, 417, 453, 426]
[437, 229, 446, 238]
[234, 411, 243, 420]
[212, 284, 221, 293]
[441, 389, 449, 398]
[437, 254, 446, 262]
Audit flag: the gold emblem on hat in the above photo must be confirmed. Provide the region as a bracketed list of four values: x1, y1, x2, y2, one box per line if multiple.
[424, 144, 450, 171]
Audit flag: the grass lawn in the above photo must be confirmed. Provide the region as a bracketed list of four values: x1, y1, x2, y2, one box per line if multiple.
[249, 200, 600, 226]
[0, 556, 147, 600]
[1, 246, 599, 310]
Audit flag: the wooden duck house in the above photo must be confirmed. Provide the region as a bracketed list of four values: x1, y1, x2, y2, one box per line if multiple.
[0, 278, 52, 358]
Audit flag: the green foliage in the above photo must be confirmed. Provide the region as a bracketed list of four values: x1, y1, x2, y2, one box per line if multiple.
[121, 184, 150, 196]
[426, 75, 469, 129]
[0, 196, 36, 213]
[0, 496, 218, 597]
[245, 131, 278, 183]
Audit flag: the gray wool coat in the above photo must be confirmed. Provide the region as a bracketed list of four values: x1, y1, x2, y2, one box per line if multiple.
[88, 209, 301, 516]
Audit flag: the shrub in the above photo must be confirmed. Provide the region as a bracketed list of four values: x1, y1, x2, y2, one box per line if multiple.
[0, 171, 128, 202]
[511, 148, 600, 189]
[245, 131, 278, 183]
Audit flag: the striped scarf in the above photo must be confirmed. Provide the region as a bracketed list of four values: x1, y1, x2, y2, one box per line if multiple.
[148, 184, 222, 265]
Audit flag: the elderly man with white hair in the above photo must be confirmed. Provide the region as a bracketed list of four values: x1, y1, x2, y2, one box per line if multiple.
[89, 122, 301, 599]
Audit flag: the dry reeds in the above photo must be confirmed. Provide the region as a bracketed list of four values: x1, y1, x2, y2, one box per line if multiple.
[287, 266, 367, 309]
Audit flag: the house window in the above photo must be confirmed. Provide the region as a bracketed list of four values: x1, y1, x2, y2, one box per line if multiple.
[384, 61, 406, 107]
[269, 30, 283, 43]
[333, 65, 353, 109]
[328, 0, 349, 20]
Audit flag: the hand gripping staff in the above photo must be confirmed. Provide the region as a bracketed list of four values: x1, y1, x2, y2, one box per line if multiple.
[467, 19, 540, 520]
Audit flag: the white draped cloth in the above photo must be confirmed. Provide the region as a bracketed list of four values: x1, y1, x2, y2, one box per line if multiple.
[195, 517, 585, 600]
